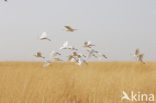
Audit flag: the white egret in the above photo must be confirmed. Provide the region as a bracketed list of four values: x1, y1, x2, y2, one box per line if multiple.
[131, 49, 145, 64]
[87, 49, 99, 59]
[131, 48, 139, 61]
[64, 26, 78, 32]
[83, 41, 95, 48]
[96, 52, 108, 60]
[34, 52, 45, 59]
[60, 41, 77, 51]
[68, 55, 77, 62]
[50, 51, 61, 58]
[40, 32, 51, 41]
[77, 55, 88, 66]
[60, 41, 71, 50]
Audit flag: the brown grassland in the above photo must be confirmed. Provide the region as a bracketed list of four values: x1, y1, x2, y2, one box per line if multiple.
[0, 62, 156, 103]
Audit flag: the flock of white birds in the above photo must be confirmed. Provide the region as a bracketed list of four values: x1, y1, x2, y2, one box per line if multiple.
[2, 1, 145, 66]
[34, 26, 145, 67]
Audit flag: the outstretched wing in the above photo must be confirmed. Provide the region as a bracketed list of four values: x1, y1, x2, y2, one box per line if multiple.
[63, 41, 68, 47]
[88, 41, 92, 45]
[40, 32, 47, 38]
[64, 26, 73, 30]
[102, 54, 107, 59]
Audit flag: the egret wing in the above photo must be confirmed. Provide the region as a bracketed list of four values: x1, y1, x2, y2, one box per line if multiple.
[40, 32, 47, 38]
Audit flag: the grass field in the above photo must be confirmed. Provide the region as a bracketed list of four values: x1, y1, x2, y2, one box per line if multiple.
[0, 62, 156, 103]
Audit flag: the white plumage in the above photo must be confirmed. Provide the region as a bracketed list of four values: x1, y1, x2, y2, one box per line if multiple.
[40, 32, 51, 41]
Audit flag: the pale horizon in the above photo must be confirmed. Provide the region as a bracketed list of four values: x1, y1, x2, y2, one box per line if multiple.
[0, 0, 156, 61]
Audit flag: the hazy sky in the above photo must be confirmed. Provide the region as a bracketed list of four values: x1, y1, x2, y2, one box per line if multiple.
[0, 0, 156, 61]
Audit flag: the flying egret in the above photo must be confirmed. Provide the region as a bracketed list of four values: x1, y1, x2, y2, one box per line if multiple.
[69, 51, 88, 66]
[60, 41, 78, 51]
[96, 52, 108, 60]
[83, 41, 95, 48]
[131, 49, 145, 64]
[60, 41, 77, 50]
[40, 32, 51, 41]
[50, 51, 61, 58]
[101, 54, 107, 59]
[79, 53, 87, 58]
[77, 55, 88, 66]
[131, 48, 139, 61]
[64, 26, 78, 32]
[68, 55, 77, 62]
[87, 49, 99, 59]
[60, 41, 70, 50]
[34, 52, 45, 59]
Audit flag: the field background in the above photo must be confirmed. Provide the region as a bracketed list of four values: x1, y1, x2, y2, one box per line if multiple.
[0, 62, 156, 103]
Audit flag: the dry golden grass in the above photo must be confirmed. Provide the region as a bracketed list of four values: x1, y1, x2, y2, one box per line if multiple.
[0, 62, 156, 103]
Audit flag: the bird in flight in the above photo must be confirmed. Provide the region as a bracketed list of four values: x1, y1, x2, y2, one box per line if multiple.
[96, 52, 108, 60]
[64, 26, 78, 32]
[79, 53, 87, 58]
[40, 32, 51, 41]
[131, 48, 139, 61]
[34, 52, 45, 59]
[60, 41, 71, 50]
[60, 41, 77, 51]
[67, 52, 79, 62]
[86, 49, 99, 59]
[50, 51, 61, 58]
[131, 48, 145, 64]
[49, 51, 63, 62]
[83, 41, 95, 48]
[67, 52, 87, 66]
[68, 55, 77, 62]
[77, 55, 88, 66]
